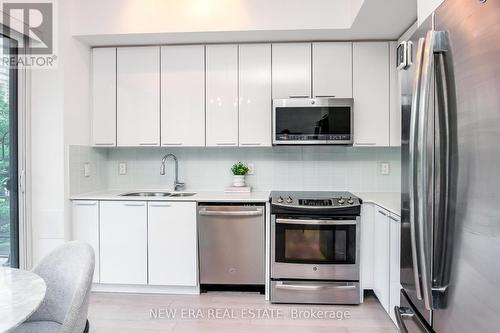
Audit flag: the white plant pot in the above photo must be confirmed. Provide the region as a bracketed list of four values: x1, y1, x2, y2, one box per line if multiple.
[232, 175, 246, 187]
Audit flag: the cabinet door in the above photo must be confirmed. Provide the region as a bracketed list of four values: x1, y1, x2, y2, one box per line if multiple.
[91, 48, 116, 146]
[353, 42, 390, 146]
[100, 201, 147, 284]
[272, 43, 311, 99]
[117, 47, 160, 147]
[205, 44, 239, 147]
[148, 202, 197, 286]
[389, 41, 401, 147]
[373, 207, 391, 313]
[312, 42, 352, 98]
[389, 213, 401, 324]
[238, 44, 272, 147]
[161, 45, 205, 147]
[72, 201, 100, 283]
[360, 203, 375, 291]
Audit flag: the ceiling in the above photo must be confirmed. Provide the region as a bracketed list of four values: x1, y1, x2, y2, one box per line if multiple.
[73, 0, 417, 46]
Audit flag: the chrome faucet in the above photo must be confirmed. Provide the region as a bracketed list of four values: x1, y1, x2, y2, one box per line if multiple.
[160, 154, 185, 191]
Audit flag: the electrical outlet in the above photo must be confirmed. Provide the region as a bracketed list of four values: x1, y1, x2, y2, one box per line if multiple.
[247, 163, 255, 175]
[119, 162, 127, 175]
[381, 162, 390, 175]
[83, 163, 91, 177]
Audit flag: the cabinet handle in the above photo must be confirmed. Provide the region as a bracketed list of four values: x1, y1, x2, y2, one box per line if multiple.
[94, 143, 115, 146]
[124, 203, 145, 207]
[149, 203, 172, 207]
[216, 142, 236, 146]
[74, 202, 97, 206]
[139, 143, 158, 146]
[240, 143, 261, 146]
[389, 216, 400, 222]
[378, 210, 388, 216]
[289, 95, 309, 98]
[315, 95, 336, 98]
[356, 142, 377, 146]
[162, 143, 183, 146]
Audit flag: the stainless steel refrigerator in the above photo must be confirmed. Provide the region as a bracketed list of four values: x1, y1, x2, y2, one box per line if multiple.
[397, 0, 500, 332]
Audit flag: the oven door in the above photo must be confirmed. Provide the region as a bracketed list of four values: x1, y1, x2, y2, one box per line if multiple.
[271, 216, 360, 280]
[272, 98, 353, 145]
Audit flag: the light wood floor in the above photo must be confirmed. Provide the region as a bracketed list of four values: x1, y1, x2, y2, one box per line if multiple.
[88, 292, 397, 333]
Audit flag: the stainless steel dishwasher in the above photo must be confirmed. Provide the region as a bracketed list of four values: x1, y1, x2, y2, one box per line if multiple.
[198, 204, 265, 287]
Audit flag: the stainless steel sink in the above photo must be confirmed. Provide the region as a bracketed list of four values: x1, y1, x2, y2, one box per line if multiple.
[120, 192, 171, 197]
[169, 192, 197, 197]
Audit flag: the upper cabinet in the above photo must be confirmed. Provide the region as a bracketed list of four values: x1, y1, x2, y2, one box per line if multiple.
[272, 43, 311, 99]
[353, 42, 390, 147]
[117, 46, 160, 147]
[161, 45, 205, 147]
[312, 42, 353, 98]
[238, 44, 272, 147]
[91, 48, 116, 147]
[205, 44, 239, 147]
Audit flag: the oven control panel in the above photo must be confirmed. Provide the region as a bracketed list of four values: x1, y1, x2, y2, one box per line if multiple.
[271, 192, 361, 209]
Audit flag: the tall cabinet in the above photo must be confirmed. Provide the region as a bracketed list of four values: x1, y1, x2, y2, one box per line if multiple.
[238, 44, 272, 147]
[117, 47, 160, 147]
[161, 45, 205, 147]
[205, 44, 239, 147]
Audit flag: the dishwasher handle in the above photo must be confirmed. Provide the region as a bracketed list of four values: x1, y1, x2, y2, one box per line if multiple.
[198, 208, 263, 217]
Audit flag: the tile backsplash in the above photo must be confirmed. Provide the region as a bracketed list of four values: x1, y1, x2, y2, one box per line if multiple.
[69, 146, 401, 194]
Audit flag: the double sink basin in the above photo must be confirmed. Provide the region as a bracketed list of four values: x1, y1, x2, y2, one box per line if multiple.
[119, 191, 196, 198]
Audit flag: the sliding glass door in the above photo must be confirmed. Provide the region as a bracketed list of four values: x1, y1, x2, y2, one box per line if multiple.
[0, 34, 18, 268]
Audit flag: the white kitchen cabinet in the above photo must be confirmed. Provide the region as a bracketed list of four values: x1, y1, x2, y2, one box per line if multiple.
[205, 44, 239, 147]
[272, 43, 311, 99]
[100, 201, 147, 285]
[353, 42, 390, 147]
[312, 42, 352, 98]
[91, 48, 116, 146]
[389, 41, 401, 147]
[389, 213, 401, 324]
[360, 203, 375, 291]
[373, 207, 391, 313]
[148, 202, 197, 286]
[161, 45, 205, 147]
[117, 47, 160, 147]
[72, 201, 100, 283]
[238, 44, 272, 147]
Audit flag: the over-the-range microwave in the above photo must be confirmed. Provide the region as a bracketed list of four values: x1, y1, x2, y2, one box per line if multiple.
[272, 98, 353, 145]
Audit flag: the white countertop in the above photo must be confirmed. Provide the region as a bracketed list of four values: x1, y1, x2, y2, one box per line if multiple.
[70, 189, 400, 214]
[70, 189, 271, 203]
[354, 192, 401, 216]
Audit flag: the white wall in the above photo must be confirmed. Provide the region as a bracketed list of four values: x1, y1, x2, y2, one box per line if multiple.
[69, 147, 401, 194]
[417, 0, 444, 25]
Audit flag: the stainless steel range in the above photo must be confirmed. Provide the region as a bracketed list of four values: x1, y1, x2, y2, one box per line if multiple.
[270, 191, 362, 304]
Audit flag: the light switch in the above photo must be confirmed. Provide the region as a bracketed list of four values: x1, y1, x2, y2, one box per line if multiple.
[119, 162, 127, 175]
[381, 162, 390, 175]
[83, 163, 91, 177]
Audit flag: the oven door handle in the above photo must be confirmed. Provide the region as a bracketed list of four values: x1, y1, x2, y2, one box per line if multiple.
[275, 282, 357, 291]
[275, 218, 356, 226]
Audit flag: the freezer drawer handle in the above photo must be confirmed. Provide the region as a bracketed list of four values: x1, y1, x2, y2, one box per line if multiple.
[394, 306, 432, 333]
[198, 208, 263, 217]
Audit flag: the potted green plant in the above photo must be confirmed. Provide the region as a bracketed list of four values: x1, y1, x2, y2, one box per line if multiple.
[231, 161, 249, 187]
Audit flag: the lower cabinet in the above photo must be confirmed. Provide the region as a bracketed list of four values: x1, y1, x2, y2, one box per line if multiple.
[361, 203, 401, 325]
[147, 202, 198, 286]
[99, 201, 148, 285]
[72, 200, 100, 283]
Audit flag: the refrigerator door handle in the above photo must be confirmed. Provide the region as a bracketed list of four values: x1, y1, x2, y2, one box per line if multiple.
[409, 36, 426, 303]
[416, 30, 437, 310]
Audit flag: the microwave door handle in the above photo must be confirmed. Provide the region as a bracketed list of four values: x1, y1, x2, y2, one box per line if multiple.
[409, 36, 425, 303]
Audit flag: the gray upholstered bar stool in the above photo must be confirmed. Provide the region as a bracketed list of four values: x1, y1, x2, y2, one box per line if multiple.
[13, 241, 95, 333]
